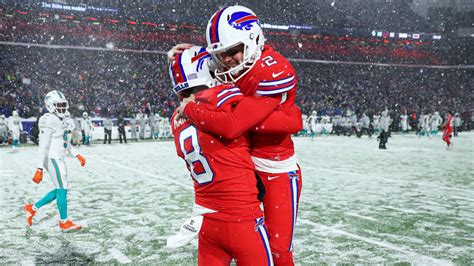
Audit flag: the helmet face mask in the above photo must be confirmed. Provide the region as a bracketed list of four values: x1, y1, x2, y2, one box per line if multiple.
[206, 5, 265, 83]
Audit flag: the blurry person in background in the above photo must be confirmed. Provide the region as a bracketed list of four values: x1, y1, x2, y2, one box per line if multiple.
[442, 111, 454, 149]
[153, 113, 162, 140]
[378, 110, 390, 149]
[138, 112, 147, 140]
[149, 112, 157, 140]
[400, 111, 409, 134]
[308, 110, 317, 140]
[81, 112, 93, 145]
[453, 113, 462, 137]
[130, 113, 138, 141]
[358, 113, 372, 138]
[0, 114, 9, 145]
[430, 111, 442, 136]
[8, 110, 23, 151]
[117, 114, 127, 144]
[103, 115, 113, 144]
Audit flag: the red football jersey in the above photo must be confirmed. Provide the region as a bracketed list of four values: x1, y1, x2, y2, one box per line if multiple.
[171, 84, 262, 222]
[444, 114, 453, 131]
[235, 45, 299, 161]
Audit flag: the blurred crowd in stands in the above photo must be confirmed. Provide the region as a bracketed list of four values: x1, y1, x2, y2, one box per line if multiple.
[0, 1, 472, 131]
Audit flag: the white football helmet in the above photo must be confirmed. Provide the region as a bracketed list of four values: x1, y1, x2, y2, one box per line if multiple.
[45, 90, 68, 118]
[12, 110, 19, 117]
[206, 5, 265, 83]
[83, 112, 88, 118]
[169, 46, 218, 97]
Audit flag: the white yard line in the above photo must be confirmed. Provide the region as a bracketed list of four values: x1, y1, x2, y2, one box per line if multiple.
[345, 212, 379, 222]
[0, 169, 15, 173]
[298, 218, 453, 265]
[382, 206, 419, 214]
[91, 156, 193, 190]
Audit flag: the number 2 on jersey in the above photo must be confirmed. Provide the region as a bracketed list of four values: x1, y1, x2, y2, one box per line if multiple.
[262, 55, 277, 67]
[178, 126, 214, 185]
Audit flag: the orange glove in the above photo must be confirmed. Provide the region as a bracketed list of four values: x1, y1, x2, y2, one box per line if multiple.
[76, 154, 86, 167]
[32, 168, 43, 184]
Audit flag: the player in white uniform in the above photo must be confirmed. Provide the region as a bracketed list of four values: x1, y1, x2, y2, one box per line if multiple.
[8, 110, 23, 150]
[130, 114, 139, 141]
[300, 113, 309, 136]
[422, 114, 431, 137]
[0, 114, 8, 145]
[309, 110, 318, 140]
[358, 113, 372, 138]
[453, 113, 462, 137]
[153, 113, 162, 139]
[320, 113, 331, 136]
[24, 90, 86, 231]
[158, 117, 172, 139]
[400, 112, 409, 134]
[430, 111, 442, 135]
[372, 114, 381, 135]
[80, 112, 93, 145]
[138, 112, 148, 140]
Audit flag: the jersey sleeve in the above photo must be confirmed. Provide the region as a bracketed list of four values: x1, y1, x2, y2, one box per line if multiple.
[253, 51, 297, 97]
[256, 73, 297, 96]
[36, 115, 53, 169]
[252, 104, 302, 134]
[183, 94, 280, 140]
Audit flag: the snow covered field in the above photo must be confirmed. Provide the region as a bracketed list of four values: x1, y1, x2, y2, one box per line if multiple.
[1, 133, 473, 264]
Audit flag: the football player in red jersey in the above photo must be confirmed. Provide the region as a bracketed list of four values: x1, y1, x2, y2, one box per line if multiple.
[442, 111, 454, 148]
[172, 6, 303, 265]
[170, 46, 302, 266]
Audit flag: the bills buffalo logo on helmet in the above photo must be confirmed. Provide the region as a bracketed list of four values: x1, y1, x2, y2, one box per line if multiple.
[191, 47, 211, 72]
[227, 11, 260, 30]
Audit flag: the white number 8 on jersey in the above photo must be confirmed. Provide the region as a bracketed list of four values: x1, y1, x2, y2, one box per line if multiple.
[179, 126, 214, 185]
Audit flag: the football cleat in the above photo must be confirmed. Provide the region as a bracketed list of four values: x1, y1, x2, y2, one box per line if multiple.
[24, 204, 36, 226]
[59, 220, 82, 231]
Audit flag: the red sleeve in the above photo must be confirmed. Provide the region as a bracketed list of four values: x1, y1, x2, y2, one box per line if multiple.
[252, 104, 302, 134]
[183, 96, 280, 139]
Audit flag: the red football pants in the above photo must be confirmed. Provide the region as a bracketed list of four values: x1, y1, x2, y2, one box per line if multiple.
[443, 128, 453, 146]
[198, 216, 273, 266]
[258, 167, 302, 266]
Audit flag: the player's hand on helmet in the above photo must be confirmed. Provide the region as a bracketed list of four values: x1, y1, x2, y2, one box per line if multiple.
[32, 168, 43, 184]
[76, 154, 86, 167]
[167, 43, 194, 61]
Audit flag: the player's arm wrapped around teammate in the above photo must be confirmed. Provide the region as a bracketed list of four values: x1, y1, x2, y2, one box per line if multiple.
[182, 94, 280, 139]
[252, 104, 302, 134]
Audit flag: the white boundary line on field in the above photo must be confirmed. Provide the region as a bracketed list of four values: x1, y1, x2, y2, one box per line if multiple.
[345, 212, 379, 222]
[91, 157, 193, 190]
[298, 218, 453, 265]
